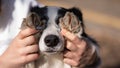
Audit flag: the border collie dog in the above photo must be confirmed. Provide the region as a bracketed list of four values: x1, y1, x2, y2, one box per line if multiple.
[23, 5, 100, 68]
[0, 0, 100, 68]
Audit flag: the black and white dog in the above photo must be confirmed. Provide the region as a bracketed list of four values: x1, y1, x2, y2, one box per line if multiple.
[22, 5, 100, 68]
[0, 0, 100, 68]
[29, 6, 84, 54]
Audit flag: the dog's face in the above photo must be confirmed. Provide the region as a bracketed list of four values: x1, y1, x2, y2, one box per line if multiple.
[29, 6, 84, 54]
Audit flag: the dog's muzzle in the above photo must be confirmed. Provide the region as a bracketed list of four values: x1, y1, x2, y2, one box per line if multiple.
[44, 35, 59, 47]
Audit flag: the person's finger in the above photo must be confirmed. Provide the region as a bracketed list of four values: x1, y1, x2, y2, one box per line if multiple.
[17, 28, 38, 39]
[22, 36, 36, 46]
[66, 41, 77, 51]
[64, 51, 74, 59]
[25, 53, 39, 63]
[25, 44, 39, 54]
[19, 44, 39, 55]
[64, 58, 80, 67]
[61, 28, 81, 44]
[76, 39, 87, 52]
[64, 51, 81, 62]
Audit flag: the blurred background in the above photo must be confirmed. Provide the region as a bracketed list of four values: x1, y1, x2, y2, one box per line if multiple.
[38, 0, 120, 68]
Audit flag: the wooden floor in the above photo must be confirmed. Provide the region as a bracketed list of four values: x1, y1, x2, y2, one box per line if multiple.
[38, 0, 120, 68]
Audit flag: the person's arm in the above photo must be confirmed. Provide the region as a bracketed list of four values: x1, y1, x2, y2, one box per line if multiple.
[61, 28, 101, 68]
[0, 28, 39, 68]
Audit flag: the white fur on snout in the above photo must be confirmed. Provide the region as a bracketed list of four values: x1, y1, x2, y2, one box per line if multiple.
[39, 7, 64, 53]
[39, 24, 64, 53]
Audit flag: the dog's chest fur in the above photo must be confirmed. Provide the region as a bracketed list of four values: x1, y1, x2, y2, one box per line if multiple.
[36, 54, 71, 68]
[25, 54, 72, 68]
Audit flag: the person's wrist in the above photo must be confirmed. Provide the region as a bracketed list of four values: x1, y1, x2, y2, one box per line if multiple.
[0, 55, 23, 68]
[75, 38, 98, 67]
[0, 55, 7, 68]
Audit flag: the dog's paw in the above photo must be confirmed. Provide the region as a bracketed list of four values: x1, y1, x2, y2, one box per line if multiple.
[59, 12, 81, 34]
[21, 12, 46, 31]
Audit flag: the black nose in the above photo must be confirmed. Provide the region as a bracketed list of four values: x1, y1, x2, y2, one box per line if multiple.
[44, 35, 59, 47]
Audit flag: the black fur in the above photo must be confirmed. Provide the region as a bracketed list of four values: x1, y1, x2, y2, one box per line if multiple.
[30, 6, 49, 23]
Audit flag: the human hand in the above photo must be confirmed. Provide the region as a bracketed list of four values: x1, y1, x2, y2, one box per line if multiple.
[0, 28, 39, 68]
[61, 28, 87, 67]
